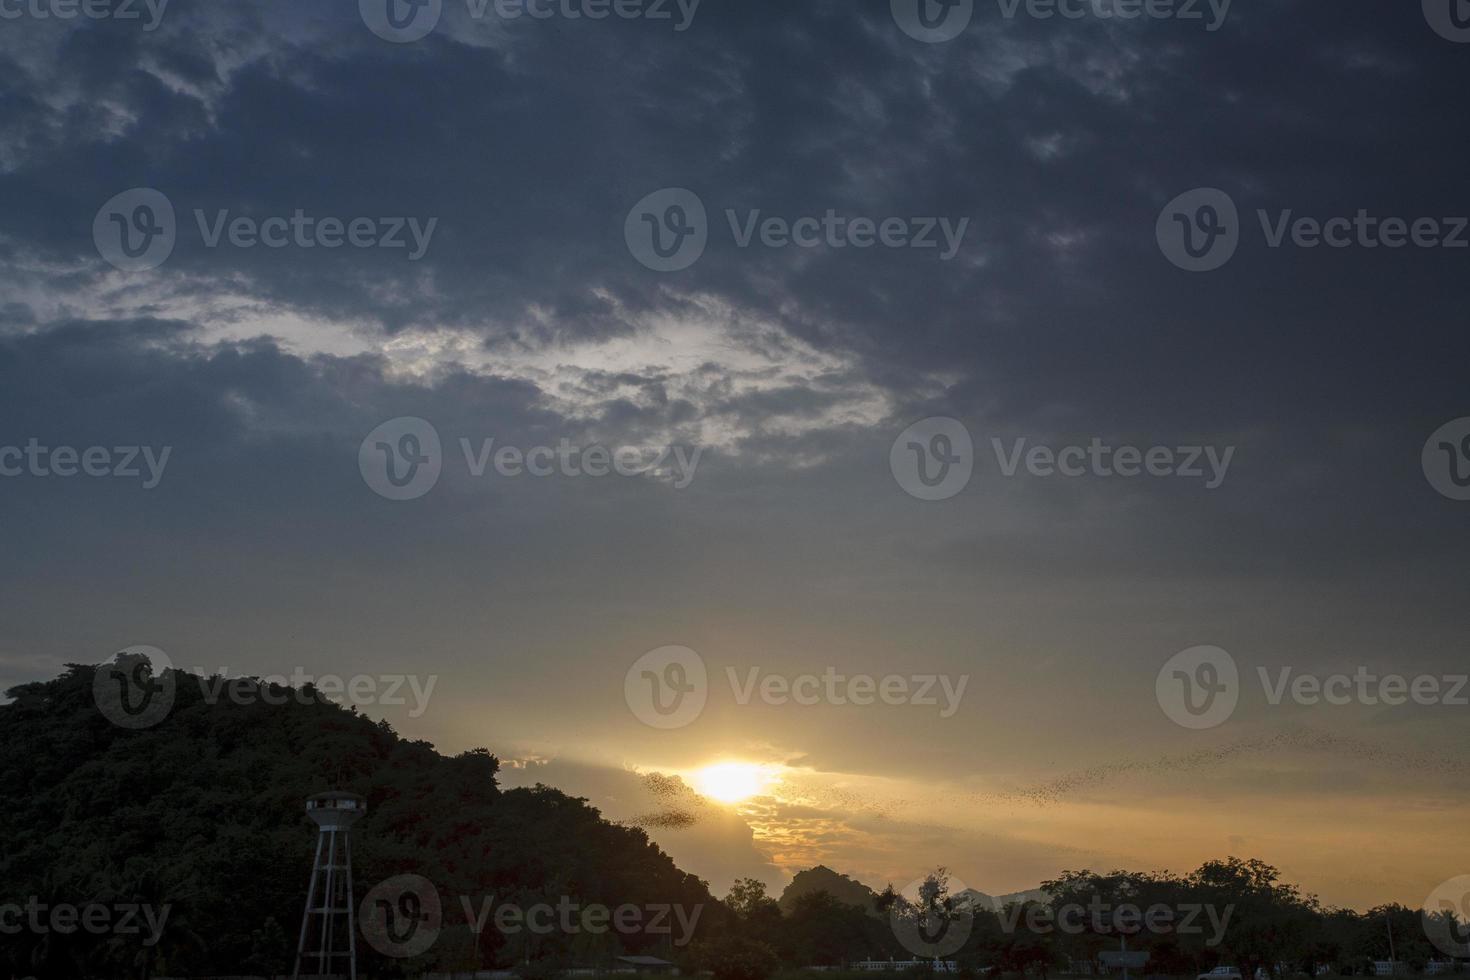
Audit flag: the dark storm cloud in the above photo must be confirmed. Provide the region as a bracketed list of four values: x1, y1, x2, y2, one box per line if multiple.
[0, 0, 1462, 433]
[0, 3, 1458, 345]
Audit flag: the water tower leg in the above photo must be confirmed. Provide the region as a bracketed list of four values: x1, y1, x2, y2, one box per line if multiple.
[345, 831, 357, 980]
[322, 829, 339, 977]
[293, 832, 325, 980]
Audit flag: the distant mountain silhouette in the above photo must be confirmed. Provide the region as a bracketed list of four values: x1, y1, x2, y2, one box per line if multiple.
[957, 886, 1050, 911]
[777, 865, 1048, 916]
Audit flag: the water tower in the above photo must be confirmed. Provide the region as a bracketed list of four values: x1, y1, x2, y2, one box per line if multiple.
[292, 791, 367, 980]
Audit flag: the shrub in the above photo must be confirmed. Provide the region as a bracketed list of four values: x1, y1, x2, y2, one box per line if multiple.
[699, 936, 782, 980]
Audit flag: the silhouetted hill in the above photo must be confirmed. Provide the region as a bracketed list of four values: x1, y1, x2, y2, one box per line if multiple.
[778, 865, 879, 913]
[776, 866, 1047, 917]
[958, 886, 1050, 911]
[0, 658, 717, 980]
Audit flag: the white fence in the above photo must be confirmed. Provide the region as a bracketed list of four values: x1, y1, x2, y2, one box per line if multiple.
[853, 961, 962, 972]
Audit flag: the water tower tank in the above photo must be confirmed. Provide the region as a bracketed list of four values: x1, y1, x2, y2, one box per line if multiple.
[305, 790, 367, 830]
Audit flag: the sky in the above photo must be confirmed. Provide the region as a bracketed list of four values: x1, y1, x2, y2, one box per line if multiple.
[2, 0, 1469, 913]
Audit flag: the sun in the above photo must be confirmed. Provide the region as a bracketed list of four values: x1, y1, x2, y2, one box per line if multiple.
[694, 762, 774, 804]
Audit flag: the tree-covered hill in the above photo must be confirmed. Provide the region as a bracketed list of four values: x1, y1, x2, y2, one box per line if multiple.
[777, 867, 878, 914]
[0, 660, 717, 979]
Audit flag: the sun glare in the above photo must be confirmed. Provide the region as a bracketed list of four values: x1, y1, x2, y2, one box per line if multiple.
[694, 762, 774, 804]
